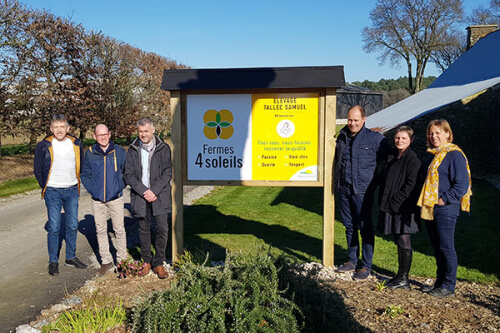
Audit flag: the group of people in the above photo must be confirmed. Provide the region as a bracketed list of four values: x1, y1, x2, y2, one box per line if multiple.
[33, 107, 472, 296]
[335, 105, 472, 299]
[34, 115, 172, 279]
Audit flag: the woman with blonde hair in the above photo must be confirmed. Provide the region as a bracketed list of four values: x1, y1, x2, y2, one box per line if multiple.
[418, 119, 472, 298]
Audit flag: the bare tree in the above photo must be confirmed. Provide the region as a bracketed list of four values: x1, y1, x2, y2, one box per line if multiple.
[468, 1, 500, 25]
[493, 0, 500, 22]
[92, 36, 142, 138]
[137, 51, 188, 137]
[1, 2, 189, 148]
[62, 25, 103, 141]
[20, 10, 78, 147]
[430, 30, 466, 73]
[468, 4, 496, 25]
[382, 88, 411, 108]
[0, 0, 29, 156]
[362, 0, 464, 93]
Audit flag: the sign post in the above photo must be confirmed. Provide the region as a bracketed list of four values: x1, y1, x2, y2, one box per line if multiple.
[162, 66, 344, 266]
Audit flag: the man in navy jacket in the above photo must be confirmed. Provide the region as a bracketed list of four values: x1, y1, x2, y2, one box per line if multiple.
[335, 105, 389, 279]
[81, 124, 127, 276]
[34, 114, 87, 276]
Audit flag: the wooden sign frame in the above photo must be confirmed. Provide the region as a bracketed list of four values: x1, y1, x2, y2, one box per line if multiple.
[162, 66, 344, 267]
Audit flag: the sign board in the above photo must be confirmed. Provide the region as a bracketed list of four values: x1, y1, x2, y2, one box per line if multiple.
[186, 92, 319, 182]
[162, 66, 344, 266]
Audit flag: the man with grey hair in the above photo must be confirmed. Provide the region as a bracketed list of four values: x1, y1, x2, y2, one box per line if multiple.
[34, 114, 88, 276]
[124, 118, 172, 279]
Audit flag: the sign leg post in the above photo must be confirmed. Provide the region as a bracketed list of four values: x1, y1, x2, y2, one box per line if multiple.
[322, 89, 337, 267]
[170, 91, 183, 263]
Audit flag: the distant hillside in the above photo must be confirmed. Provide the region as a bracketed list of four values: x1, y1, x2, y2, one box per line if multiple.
[351, 76, 437, 92]
[350, 76, 437, 108]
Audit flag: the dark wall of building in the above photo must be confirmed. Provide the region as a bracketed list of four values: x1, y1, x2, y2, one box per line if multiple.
[337, 93, 383, 119]
[384, 86, 500, 177]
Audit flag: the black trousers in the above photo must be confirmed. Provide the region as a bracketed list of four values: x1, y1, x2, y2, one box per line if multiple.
[138, 203, 169, 268]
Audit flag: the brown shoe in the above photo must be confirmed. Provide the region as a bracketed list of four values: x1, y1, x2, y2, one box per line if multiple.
[153, 265, 169, 279]
[142, 263, 151, 276]
[97, 262, 114, 276]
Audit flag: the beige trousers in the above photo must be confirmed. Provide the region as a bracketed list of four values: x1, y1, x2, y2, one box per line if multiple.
[91, 197, 127, 265]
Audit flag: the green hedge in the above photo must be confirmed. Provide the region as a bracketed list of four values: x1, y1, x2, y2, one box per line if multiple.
[1, 144, 31, 156]
[131, 251, 303, 333]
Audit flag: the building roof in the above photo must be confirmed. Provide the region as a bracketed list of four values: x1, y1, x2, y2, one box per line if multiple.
[366, 29, 500, 132]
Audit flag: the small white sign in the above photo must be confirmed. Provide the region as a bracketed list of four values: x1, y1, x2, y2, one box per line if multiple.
[187, 94, 253, 180]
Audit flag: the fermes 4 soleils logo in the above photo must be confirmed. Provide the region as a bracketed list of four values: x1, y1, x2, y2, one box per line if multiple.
[203, 109, 234, 140]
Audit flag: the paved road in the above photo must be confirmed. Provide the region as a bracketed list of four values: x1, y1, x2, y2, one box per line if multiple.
[0, 185, 199, 333]
[0, 189, 97, 332]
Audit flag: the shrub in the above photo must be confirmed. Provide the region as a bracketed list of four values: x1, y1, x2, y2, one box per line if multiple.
[385, 305, 405, 317]
[42, 293, 126, 333]
[1, 144, 30, 156]
[376, 279, 388, 291]
[131, 251, 303, 332]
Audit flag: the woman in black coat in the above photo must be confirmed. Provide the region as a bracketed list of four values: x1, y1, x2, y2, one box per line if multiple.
[378, 126, 421, 289]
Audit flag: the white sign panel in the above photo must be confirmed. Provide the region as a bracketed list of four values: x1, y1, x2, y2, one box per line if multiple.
[187, 94, 253, 180]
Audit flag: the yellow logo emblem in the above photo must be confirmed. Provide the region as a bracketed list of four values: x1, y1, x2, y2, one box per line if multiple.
[203, 109, 234, 140]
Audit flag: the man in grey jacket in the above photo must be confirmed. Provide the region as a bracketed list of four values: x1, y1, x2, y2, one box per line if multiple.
[124, 118, 172, 279]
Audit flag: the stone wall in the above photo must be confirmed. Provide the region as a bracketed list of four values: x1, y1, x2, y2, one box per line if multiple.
[467, 25, 499, 49]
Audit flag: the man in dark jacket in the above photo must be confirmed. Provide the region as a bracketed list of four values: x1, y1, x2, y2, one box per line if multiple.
[81, 124, 127, 276]
[34, 114, 88, 276]
[124, 118, 172, 279]
[335, 105, 389, 280]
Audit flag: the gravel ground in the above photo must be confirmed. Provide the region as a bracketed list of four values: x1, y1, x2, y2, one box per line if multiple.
[26, 261, 500, 332]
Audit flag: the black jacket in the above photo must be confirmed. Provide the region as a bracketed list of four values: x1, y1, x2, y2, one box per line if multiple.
[124, 135, 172, 218]
[378, 147, 421, 215]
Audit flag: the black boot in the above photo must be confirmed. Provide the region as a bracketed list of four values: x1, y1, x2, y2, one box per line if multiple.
[387, 248, 412, 290]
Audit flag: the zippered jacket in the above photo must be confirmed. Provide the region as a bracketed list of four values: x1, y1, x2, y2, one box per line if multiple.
[34, 134, 84, 198]
[124, 135, 172, 218]
[335, 125, 389, 195]
[379, 147, 421, 214]
[81, 141, 126, 203]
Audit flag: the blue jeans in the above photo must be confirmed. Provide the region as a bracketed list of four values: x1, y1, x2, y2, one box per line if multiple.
[44, 186, 79, 264]
[426, 204, 460, 291]
[339, 186, 375, 270]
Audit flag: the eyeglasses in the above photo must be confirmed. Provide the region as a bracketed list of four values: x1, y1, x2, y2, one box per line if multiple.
[96, 133, 110, 137]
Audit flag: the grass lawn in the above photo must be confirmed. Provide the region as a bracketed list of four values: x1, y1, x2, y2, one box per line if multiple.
[184, 179, 500, 285]
[0, 177, 38, 197]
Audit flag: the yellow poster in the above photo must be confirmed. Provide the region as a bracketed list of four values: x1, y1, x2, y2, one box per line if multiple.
[252, 92, 318, 181]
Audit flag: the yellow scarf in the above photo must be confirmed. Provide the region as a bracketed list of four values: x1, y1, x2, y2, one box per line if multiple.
[417, 143, 472, 220]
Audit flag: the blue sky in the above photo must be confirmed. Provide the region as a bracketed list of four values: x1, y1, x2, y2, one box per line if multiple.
[21, 0, 489, 82]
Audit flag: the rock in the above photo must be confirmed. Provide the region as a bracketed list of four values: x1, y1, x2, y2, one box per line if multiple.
[15, 324, 40, 333]
[32, 319, 50, 329]
[63, 295, 82, 306]
[40, 303, 71, 317]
